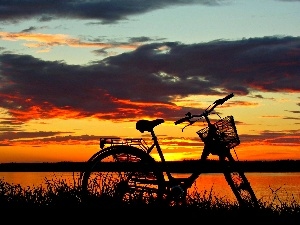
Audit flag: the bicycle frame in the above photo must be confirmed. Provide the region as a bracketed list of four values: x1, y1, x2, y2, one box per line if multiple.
[134, 94, 235, 189]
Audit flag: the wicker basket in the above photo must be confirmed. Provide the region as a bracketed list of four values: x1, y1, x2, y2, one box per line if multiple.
[196, 115, 240, 149]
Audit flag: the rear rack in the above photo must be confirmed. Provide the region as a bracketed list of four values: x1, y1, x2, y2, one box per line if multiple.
[99, 137, 149, 152]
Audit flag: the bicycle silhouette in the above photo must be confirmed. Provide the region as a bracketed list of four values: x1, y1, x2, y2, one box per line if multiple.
[80, 93, 258, 207]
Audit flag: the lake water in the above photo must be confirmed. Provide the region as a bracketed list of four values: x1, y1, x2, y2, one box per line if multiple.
[0, 172, 299, 206]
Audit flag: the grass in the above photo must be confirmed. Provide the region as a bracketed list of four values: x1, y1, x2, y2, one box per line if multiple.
[0, 176, 299, 223]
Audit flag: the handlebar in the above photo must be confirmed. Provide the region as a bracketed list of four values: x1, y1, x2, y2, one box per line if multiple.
[213, 93, 234, 106]
[174, 93, 234, 125]
[174, 117, 190, 125]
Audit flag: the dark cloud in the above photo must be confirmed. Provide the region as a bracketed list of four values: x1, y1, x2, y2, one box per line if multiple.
[0, 0, 298, 24]
[240, 130, 300, 146]
[0, 118, 24, 133]
[0, 130, 73, 146]
[128, 36, 159, 43]
[20, 26, 47, 33]
[0, 0, 225, 24]
[92, 48, 110, 57]
[283, 116, 300, 120]
[0, 118, 24, 125]
[0, 131, 66, 141]
[21, 26, 38, 33]
[0, 36, 299, 121]
[285, 110, 300, 114]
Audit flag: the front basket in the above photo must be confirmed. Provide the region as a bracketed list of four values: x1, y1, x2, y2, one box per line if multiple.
[196, 115, 240, 149]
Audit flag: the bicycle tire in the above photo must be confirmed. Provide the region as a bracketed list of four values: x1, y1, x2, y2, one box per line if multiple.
[80, 145, 165, 206]
[220, 152, 259, 207]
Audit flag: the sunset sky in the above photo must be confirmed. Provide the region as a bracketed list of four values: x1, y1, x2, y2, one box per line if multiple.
[0, 0, 299, 163]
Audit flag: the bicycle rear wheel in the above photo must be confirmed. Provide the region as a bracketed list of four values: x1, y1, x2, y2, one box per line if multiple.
[80, 145, 165, 207]
[220, 152, 258, 207]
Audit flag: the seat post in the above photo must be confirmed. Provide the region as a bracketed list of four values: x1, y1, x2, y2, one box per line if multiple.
[150, 129, 173, 179]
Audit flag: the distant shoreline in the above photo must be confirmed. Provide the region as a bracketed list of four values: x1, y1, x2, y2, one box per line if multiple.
[0, 160, 299, 173]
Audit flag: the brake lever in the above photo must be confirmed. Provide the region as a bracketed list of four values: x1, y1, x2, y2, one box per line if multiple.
[185, 112, 192, 118]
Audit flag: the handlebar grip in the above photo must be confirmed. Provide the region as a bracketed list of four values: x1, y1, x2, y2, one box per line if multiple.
[213, 93, 234, 105]
[223, 93, 234, 102]
[174, 117, 189, 125]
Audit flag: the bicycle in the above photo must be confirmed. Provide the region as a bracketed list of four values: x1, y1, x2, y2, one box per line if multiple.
[80, 93, 258, 207]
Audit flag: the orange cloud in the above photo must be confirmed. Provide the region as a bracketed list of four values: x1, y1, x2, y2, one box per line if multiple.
[0, 31, 139, 51]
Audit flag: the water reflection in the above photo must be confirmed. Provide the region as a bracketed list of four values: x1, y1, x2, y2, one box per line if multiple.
[1, 172, 299, 205]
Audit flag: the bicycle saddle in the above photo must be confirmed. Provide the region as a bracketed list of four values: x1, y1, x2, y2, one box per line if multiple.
[136, 119, 164, 133]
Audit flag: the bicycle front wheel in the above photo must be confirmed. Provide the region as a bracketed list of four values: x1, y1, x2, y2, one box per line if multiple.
[220, 152, 259, 208]
[81, 145, 165, 206]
